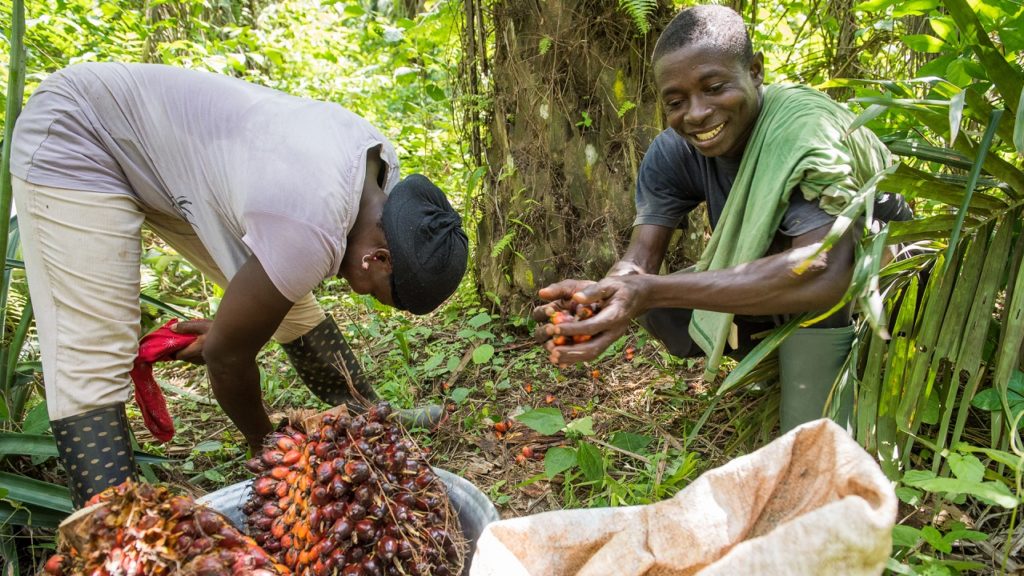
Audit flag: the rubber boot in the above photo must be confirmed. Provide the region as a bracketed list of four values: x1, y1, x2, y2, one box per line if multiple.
[778, 325, 856, 434]
[281, 317, 443, 428]
[51, 403, 137, 508]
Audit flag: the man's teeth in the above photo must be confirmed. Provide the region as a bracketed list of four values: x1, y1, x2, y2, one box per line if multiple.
[695, 124, 723, 142]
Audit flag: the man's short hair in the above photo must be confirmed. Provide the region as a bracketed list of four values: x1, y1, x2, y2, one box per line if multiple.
[652, 5, 754, 66]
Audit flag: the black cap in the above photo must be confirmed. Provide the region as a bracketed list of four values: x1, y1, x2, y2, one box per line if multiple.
[382, 174, 469, 314]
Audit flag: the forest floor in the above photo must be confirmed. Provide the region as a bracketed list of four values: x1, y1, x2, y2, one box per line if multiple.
[135, 316, 775, 521]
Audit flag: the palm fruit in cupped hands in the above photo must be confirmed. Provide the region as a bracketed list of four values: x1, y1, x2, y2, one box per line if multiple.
[548, 301, 600, 345]
[40, 480, 289, 576]
[244, 401, 466, 576]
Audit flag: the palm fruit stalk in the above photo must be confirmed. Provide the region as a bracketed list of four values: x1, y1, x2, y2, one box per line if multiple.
[40, 480, 289, 576]
[244, 401, 465, 576]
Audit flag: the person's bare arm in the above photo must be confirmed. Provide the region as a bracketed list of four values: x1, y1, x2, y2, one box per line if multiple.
[531, 225, 675, 364]
[606, 224, 675, 277]
[202, 255, 294, 452]
[546, 223, 854, 364]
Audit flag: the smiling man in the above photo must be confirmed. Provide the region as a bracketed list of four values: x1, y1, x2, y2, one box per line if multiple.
[534, 5, 911, 435]
[11, 62, 468, 506]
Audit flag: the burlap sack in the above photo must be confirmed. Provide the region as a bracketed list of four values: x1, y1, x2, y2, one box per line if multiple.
[470, 418, 896, 576]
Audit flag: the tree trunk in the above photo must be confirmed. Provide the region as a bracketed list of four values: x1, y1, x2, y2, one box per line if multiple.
[476, 0, 673, 316]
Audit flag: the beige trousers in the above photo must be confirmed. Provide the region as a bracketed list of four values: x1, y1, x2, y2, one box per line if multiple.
[13, 177, 324, 420]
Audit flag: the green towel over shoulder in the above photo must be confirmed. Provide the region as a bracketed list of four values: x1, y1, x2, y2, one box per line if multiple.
[689, 84, 891, 381]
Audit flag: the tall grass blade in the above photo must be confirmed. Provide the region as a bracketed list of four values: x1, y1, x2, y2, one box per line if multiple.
[947, 217, 1014, 453]
[945, 109, 1002, 265]
[0, 472, 72, 513]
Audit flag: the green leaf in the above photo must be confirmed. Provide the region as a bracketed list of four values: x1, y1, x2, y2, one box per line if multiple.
[892, 0, 939, 16]
[907, 477, 1019, 508]
[1015, 86, 1024, 155]
[892, 524, 922, 548]
[0, 472, 73, 513]
[921, 525, 951, 553]
[516, 408, 566, 435]
[854, 0, 896, 10]
[845, 104, 889, 137]
[608, 431, 653, 454]
[471, 344, 495, 364]
[895, 486, 923, 506]
[449, 387, 471, 404]
[971, 388, 1002, 410]
[903, 469, 937, 484]
[543, 447, 577, 478]
[942, 528, 988, 543]
[948, 90, 965, 146]
[193, 440, 223, 453]
[576, 441, 604, 483]
[946, 453, 984, 483]
[565, 416, 594, 437]
[901, 34, 946, 52]
[467, 312, 491, 328]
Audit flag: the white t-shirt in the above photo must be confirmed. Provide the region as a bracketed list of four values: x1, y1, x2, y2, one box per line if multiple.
[11, 62, 400, 302]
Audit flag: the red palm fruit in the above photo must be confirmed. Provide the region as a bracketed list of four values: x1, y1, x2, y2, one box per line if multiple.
[573, 334, 592, 343]
[316, 460, 335, 484]
[270, 466, 290, 480]
[344, 460, 370, 484]
[280, 449, 301, 466]
[42, 554, 65, 575]
[252, 476, 278, 497]
[552, 335, 569, 346]
[260, 449, 285, 467]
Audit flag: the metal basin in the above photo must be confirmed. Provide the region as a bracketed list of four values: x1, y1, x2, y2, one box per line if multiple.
[198, 468, 499, 574]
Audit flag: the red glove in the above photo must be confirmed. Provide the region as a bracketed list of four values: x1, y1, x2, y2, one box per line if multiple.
[129, 319, 197, 443]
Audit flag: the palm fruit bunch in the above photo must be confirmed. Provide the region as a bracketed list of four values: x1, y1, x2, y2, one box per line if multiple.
[243, 401, 465, 576]
[548, 301, 600, 345]
[40, 480, 287, 576]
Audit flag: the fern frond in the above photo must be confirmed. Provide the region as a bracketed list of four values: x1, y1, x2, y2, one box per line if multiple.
[618, 0, 657, 35]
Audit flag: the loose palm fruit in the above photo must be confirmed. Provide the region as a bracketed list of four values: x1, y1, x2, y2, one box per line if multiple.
[40, 480, 288, 576]
[547, 303, 602, 344]
[244, 402, 466, 576]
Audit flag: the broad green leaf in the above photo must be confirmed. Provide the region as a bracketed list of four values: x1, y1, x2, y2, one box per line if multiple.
[565, 416, 594, 437]
[903, 469, 937, 484]
[893, 0, 940, 16]
[854, 0, 896, 10]
[946, 453, 984, 483]
[892, 524, 922, 548]
[471, 344, 494, 364]
[609, 432, 653, 454]
[970, 388, 1002, 410]
[449, 387, 471, 404]
[901, 34, 946, 52]
[577, 441, 604, 483]
[928, 16, 957, 42]
[543, 447, 577, 478]
[942, 528, 988, 543]
[895, 486, 923, 505]
[467, 312, 492, 328]
[515, 407, 566, 435]
[193, 440, 223, 453]
[908, 477, 1019, 508]
[921, 525, 951, 553]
